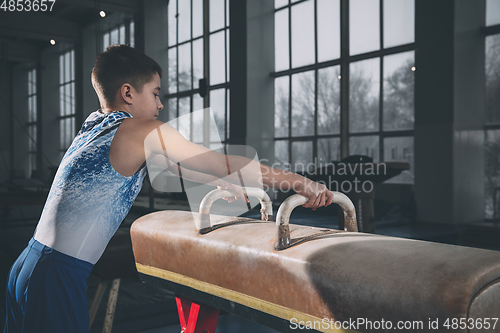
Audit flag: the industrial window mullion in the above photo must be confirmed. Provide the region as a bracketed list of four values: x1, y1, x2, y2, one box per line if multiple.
[271, 43, 415, 78]
[313, 0, 319, 163]
[340, 0, 349, 159]
[190, 0, 194, 142]
[176, 0, 180, 121]
[203, 0, 210, 146]
[224, 0, 228, 143]
[288, 0, 292, 164]
[379, 0, 384, 162]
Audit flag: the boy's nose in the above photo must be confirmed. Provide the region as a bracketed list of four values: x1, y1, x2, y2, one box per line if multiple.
[158, 100, 164, 110]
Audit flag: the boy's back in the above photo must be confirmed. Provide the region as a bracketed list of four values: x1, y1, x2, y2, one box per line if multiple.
[34, 110, 146, 264]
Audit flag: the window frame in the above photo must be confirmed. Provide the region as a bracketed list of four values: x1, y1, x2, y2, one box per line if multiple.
[272, 0, 415, 178]
[165, 0, 231, 147]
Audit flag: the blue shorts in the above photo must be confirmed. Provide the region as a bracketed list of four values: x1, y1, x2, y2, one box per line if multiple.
[4, 238, 94, 333]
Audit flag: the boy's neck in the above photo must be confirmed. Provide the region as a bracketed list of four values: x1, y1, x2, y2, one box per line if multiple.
[100, 104, 131, 114]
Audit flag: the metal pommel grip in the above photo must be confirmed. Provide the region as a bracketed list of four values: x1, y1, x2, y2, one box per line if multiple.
[275, 191, 358, 250]
[198, 187, 273, 234]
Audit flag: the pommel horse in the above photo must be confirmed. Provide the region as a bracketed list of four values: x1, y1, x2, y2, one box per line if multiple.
[130, 188, 500, 333]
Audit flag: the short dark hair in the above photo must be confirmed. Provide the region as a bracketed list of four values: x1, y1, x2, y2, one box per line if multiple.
[91, 44, 163, 106]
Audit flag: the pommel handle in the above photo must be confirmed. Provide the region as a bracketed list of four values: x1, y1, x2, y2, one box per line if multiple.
[198, 187, 273, 234]
[275, 191, 358, 250]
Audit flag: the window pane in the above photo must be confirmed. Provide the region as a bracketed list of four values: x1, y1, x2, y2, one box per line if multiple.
[317, 0, 340, 62]
[349, 58, 380, 133]
[168, 98, 178, 127]
[103, 32, 110, 50]
[226, 0, 229, 27]
[275, 8, 289, 71]
[178, 0, 191, 43]
[275, 0, 288, 9]
[28, 70, 32, 95]
[33, 96, 37, 119]
[485, 129, 500, 219]
[349, 136, 379, 161]
[210, 88, 226, 142]
[275, 140, 289, 167]
[291, 0, 315, 68]
[193, 39, 203, 90]
[384, 137, 414, 183]
[318, 137, 341, 163]
[59, 54, 64, 83]
[65, 118, 72, 148]
[60, 119, 64, 150]
[168, 0, 177, 46]
[226, 29, 230, 82]
[71, 82, 75, 114]
[291, 71, 314, 137]
[168, 47, 178, 93]
[70, 50, 75, 81]
[383, 51, 414, 131]
[275, 76, 289, 137]
[226, 89, 230, 138]
[292, 141, 313, 172]
[178, 42, 192, 91]
[65, 84, 70, 116]
[350, 0, 380, 55]
[210, 0, 225, 32]
[192, 95, 204, 143]
[193, 0, 203, 38]
[210, 31, 226, 85]
[178, 97, 191, 140]
[32, 69, 36, 93]
[486, 35, 500, 124]
[119, 25, 126, 44]
[487, 0, 500, 26]
[59, 86, 64, 117]
[110, 28, 119, 46]
[318, 66, 341, 134]
[384, 0, 414, 48]
[65, 51, 70, 83]
[130, 21, 135, 47]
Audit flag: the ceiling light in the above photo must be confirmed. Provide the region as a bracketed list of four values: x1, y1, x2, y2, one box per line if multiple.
[100, 11, 106, 17]
[411, 66, 416, 71]
[50, 39, 56, 45]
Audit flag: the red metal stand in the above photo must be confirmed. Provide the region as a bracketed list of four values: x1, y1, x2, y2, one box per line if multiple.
[175, 295, 220, 333]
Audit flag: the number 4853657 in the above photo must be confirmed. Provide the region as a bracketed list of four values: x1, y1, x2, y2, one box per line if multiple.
[1, 0, 56, 11]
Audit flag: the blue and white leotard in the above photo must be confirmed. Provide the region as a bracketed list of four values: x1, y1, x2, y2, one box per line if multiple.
[34, 110, 146, 264]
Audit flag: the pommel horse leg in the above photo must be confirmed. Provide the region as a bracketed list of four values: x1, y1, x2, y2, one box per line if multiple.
[175, 295, 220, 333]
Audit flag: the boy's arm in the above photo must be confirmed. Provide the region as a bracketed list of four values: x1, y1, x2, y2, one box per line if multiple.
[139, 120, 333, 210]
[150, 154, 250, 203]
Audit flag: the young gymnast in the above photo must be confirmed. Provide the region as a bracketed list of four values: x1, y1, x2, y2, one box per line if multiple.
[4, 45, 333, 332]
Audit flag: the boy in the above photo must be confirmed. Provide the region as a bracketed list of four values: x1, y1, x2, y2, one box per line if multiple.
[4, 45, 333, 332]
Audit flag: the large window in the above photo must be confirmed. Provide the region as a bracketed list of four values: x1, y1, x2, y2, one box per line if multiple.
[59, 49, 75, 158]
[102, 20, 135, 50]
[484, 0, 500, 219]
[166, 0, 230, 148]
[27, 68, 37, 177]
[274, 0, 415, 183]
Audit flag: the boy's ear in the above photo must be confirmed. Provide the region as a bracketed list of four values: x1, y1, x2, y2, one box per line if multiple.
[119, 84, 133, 105]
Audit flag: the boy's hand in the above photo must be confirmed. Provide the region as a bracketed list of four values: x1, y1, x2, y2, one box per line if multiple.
[293, 179, 333, 211]
[216, 180, 250, 204]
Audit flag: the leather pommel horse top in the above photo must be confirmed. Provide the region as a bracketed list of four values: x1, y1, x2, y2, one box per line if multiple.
[131, 190, 500, 333]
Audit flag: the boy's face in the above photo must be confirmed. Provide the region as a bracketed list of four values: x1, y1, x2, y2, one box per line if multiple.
[130, 72, 163, 120]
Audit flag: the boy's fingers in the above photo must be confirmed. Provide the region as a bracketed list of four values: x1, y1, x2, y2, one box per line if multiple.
[326, 191, 333, 206]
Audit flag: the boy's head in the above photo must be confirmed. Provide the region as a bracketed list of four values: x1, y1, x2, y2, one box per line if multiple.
[91, 45, 163, 108]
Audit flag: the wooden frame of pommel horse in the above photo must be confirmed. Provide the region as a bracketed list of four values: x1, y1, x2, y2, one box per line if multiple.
[144, 188, 358, 333]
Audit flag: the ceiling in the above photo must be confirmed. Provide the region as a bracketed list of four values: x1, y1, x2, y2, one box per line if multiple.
[0, 0, 139, 64]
